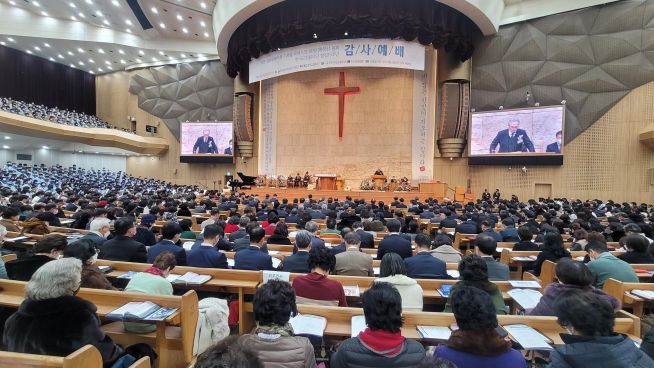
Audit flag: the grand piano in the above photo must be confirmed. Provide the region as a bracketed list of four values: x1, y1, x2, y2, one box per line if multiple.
[230, 172, 257, 190]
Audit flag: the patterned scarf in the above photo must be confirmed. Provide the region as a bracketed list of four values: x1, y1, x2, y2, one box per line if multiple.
[255, 323, 295, 339]
[144, 266, 166, 277]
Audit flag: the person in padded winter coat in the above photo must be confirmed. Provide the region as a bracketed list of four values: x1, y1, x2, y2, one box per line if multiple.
[331, 282, 425, 367]
[549, 292, 654, 368]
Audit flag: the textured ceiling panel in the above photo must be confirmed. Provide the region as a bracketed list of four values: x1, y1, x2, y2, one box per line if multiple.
[129, 60, 234, 139]
[471, 0, 654, 142]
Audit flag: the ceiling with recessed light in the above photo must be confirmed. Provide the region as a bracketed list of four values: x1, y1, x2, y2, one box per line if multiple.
[0, 0, 217, 75]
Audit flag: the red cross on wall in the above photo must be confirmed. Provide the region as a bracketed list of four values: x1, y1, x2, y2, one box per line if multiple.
[324, 71, 360, 139]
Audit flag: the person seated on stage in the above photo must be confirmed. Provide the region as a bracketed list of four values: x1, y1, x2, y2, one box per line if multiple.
[617, 234, 654, 264]
[529, 258, 619, 316]
[195, 335, 263, 368]
[303, 171, 310, 187]
[320, 217, 341, 236]
[63, 239, 116, 290]
[550, 292, 654, 367]
[377, 219, 412, 260]
[292, 246, 347, 307]
[268, 222, 292, 245]
[294, 173, 302, 188]
[304, 221, 326, 248]
[513, 225, 539, 251]
[431, 233, 463, 264]
[179, 218, 197, 240]
[147, 221, 187, 266]
[238, 280, 316, 367]
[124, 252, 176, 333]
[234, 226, 274, 271]
[3, 258, 127, 367]
[434, 285, 525, 368]
[587, 240, 638, 289]
[374, 253, 423, 311]
[99, 218, 147, 263]
[533, 233, 570, 277]
[331, 282, 425, 367]
[334, 232, 374, 277]
[444, 255, 507, 315]
[286, 174, 295, 188]
[187, 224, 229, 269]
[473, 234, 509, 281]
[6, 234, 67, 281]
[405, 234, 447, 279]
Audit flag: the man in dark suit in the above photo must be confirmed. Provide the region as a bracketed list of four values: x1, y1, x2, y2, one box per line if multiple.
[98, 218, 147, 263]
[440, 210, 458, 229]
[489, 119, 535, 153]
[480, 219, 503, 242]
[305, 221, 326, 248]
[353, 221, 374, 249]
[377, 219, 412, 259]
[455, 214, 478, 234]
[281, 230, 311, 273]
[546, 130, 562, 153]
[223, 139, 233, 155]
[234, 226, 274, 270]
[186, 224, 228, 269]
[228, 217, 249, 242]
[147, 221, 187, 266]
[192, 129, 218, 154]
[405, 234, 447, 279]
[500, 218, 520, 242]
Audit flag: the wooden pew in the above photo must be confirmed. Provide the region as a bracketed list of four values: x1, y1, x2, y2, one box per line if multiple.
[2, 253, 17, 262]
[0, 345, 150, 368]
[0, 279, 197, 368]
[452, 233, 476, 252]
[604, 278, 654, 318]
[98, 259, 260, 334]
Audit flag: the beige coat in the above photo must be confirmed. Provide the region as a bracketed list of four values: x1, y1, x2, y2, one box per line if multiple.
[374, 274, 424, 311]
[334, 248, 374, 277]
[430, 245, 462, 264]
[238, 333, 316, 368]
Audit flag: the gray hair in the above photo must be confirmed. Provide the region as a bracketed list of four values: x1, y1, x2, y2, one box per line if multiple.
[295, 230, 312, 249]
[239, 216, 250, 227]
[89, 218, 111, 232]
[305, 221, 319, 233]
[26, 258, 82, 300]
[344, 232, 361, 246]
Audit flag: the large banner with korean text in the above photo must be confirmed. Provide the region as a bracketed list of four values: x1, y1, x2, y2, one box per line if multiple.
[249, 38, 425, 83]
[259, 78, 278, 176]
[411, 49, 436, 183]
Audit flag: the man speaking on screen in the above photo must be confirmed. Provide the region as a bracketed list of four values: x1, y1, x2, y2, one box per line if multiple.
[193, 129, 218, 154]
[489, 119, 535, 153]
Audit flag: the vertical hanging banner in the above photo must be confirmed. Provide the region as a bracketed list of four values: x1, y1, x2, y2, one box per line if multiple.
[411, 49, 436, 183]
[259, 78, 278, 176]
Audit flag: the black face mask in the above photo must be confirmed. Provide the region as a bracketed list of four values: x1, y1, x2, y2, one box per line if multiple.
[72, 285, 81, 296]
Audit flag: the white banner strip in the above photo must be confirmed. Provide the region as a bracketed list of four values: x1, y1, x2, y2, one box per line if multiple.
[411, 49, 436, 183]
[249, 38, 425, 83]
[259, 78, 277, 176]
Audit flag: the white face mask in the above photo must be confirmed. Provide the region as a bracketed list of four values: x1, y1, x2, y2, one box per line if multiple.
[557, 139, 562, 145]
[102, 230, 110, 239]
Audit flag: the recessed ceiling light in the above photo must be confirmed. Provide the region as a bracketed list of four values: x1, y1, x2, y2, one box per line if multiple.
[182, 27, 188, 33]
[78, 12, 85, 18]
[67, 51, 74, 55]
[88, 58, 94, 63]
[89, 71, 95, 74]
[138, 50, 144, 55]
[97, 68, 103, 72]
[0, 42, 5, 46]
[98, 48, 104, 54]
[42, 146, 49, 149]
[180, 53, 186, 58]
[118, 49, 124, 54]
[120, 59, 126, 64]
[135, 58, 142, 63]
[200, 21, 206, 27]
[69, 2, 76, 8]
[41, 11, 48, 17]
[78, 61, 84, 65]
[96, 11, 103, 17]
[85, 0, 92, 4]
[70, 16, 77, 21]
[32, 1, 40, 7]
[9, 1, 16, 5]
[7, 37, 15, 42]
[2, 146, 9, 149]
[107, 65, 113, 70]
[34, 46, 41, 51]
[49, 57, 55, 61]
[125, 19, 132, 25]
[204, 32, 209, 37]
[57, 54, 63, 58]
[176, 14, 182, 20]
[103, 19, 109, 25]
[26, 50, 32, 54]
[159, 22, 166, 29]
[151, 57, 158, 62]
[105, 60, 111, 65]
[151, 7, 158, 14]
[44, 42, 50, 47]
[158, 51, 164, 55]
[3, 136, 9, 140]
[200, 2, 206, 8]
[77, 48, 84, 53]
[112, 0, 119, 6]
[125, 28, 131, 33]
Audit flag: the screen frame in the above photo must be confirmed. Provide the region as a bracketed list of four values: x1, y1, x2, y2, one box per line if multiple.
[179, 121, 235, 164]
[467, 105, 565, 166]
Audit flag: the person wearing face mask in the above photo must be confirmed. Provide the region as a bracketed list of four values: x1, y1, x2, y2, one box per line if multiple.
[98, 218, 147, 263]
[80, 218, 111, 248]
[3, 258, 127, 367]
[147, 221, 187, 266]
[186, 224, 228, 269]
[546, 130, 563, 154]
[64, 239, 116, 290]
[5, 234, 68, 281]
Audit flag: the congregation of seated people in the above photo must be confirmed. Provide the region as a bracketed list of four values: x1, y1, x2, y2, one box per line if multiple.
[0, 96, 135, 133]
[1, 166, 654, 367]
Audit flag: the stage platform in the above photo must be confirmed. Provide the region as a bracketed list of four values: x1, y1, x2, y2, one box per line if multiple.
[240, 187, 447, 202]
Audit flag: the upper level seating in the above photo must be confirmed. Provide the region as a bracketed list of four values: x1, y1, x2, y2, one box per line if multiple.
[0, 97, 134, 134]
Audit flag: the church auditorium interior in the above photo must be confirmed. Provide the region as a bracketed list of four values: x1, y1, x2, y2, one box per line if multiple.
[0, 0, 654, 367]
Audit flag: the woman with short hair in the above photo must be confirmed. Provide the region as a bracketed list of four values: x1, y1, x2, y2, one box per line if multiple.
[528, 258, 619, 316]
[331, 282, 425, 367]
[550, 292, 654, 367]
[5, 234, 67, 281]
[238, 280, 316, 368]
[435, 285, 526, 368]
[267, 222, 292, 245]
[443, 255, 506, 315]
[617, 234, 654, 264]
[533, 233, 570, 276]
[179, 218, 197, 239]
[2, 258, 125, 366]
[64, 239, 116, 290]
[374, 252, 423, 311]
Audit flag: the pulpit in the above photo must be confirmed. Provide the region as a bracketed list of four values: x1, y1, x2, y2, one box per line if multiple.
[315, 173, 337, 190]
[419, 181, 448, 198]
[371, 175, 387, 190]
